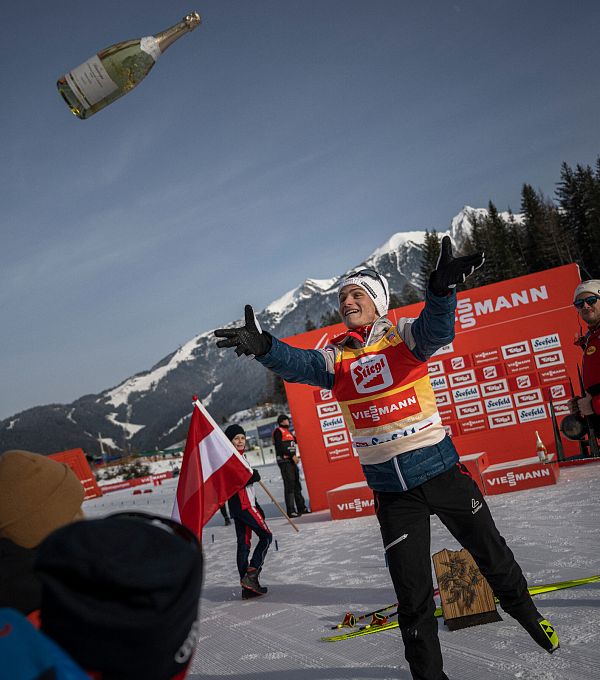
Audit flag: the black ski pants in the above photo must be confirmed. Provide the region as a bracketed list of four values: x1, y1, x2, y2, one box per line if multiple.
[233, 507, 272, 579]
[278, 462, 306, 515]
[375, 463, 538, 680]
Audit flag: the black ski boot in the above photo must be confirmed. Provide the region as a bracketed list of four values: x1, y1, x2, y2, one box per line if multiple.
[242, 588, 262, 600]
[241, 567, 267, 596]
[518, 613, 559, 653]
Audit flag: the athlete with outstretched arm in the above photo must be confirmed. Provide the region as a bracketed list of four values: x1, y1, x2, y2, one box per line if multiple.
[214, 237, 558, 680]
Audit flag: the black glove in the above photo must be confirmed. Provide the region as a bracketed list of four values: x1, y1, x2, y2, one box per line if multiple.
[214, 305, 272, 358]
[250, 469, 261, 484]
[429, 235, 484, 296]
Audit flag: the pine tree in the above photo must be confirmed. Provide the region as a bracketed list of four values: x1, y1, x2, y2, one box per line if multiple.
[267, 372, 287, 405]
[520, 184, 547, 271]
[461, 211, 488, 289]
[398, 283, 423, 306]
[588, 158, 600, 277]
[304, 315, 316, 331]
[520, 183, 572, 271]
[487, 201, 520, 281]
[555, 161, 598, 278]
[388, 293, 402, 310]
[417, 230, 441, 293]
[320, 308, 342, 326]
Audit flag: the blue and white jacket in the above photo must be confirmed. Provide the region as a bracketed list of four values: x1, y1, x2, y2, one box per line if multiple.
[257, 289, 460, 492]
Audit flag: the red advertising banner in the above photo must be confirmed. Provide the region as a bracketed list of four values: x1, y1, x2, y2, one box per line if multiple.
[49, 448, 103, 500]
[99, 471, 174, 494]
[283, 264, 584, 511]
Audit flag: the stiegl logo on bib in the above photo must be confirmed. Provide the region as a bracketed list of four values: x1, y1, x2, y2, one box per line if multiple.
[350, 354, 393, 394]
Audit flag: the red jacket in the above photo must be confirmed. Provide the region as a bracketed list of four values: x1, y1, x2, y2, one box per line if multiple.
[581, 324, 600, 415]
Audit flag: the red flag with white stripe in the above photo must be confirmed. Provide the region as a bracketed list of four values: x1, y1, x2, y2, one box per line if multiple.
[172, 398, 252, 538]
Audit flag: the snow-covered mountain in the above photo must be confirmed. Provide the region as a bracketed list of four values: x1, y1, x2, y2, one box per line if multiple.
[0, 206, 490, 456]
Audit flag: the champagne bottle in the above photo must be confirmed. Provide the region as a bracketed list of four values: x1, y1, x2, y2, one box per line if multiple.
[535, 430, 548, 463]
[57, 12, 201, 119]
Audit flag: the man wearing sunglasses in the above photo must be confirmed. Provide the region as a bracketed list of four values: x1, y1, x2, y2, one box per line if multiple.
[215, 236, 558, 680]
[571, 280, 600, 425]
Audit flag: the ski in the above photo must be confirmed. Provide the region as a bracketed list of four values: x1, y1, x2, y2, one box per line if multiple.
[321, 574, 600, 641]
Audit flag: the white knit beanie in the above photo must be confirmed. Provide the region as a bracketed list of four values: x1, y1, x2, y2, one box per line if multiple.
[338, 270, 390, 318]
[573, 280, 600, 302]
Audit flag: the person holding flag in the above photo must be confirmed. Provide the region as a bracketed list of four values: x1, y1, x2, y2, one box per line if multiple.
[224, 424, 273, 599]
[171, 398, 251, 537]
[171, 397, 271, 600]
[214, 237, 559, 680]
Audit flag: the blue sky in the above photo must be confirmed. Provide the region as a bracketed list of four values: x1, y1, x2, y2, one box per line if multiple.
[1, 0, 598, 419]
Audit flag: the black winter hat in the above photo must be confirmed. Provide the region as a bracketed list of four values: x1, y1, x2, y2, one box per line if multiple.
[224, 424, 245, 441]
[35, 513, 203, 680]
[277, 414, 290, 425]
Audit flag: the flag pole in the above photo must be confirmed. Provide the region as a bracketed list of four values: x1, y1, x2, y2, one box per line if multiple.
[258, 480, 299, 532]
[548, 398, 565, 462]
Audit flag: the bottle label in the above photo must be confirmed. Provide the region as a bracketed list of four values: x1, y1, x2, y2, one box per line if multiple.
[65, 55, 118, 109]
[140, 36, 161, 61]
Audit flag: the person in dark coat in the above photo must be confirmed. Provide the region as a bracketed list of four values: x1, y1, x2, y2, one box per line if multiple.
[225, 424, 272, 599]
[272, 414, 309, 517]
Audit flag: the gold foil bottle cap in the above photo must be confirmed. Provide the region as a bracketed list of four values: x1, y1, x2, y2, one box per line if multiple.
[184, 12, 202, 30]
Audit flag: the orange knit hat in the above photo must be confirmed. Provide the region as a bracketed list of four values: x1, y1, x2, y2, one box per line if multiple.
[0, 450, 84, 548]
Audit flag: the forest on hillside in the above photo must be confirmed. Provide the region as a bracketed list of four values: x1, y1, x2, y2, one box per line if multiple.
[419, 157, 600, 292]
[316, 156, 600, 330]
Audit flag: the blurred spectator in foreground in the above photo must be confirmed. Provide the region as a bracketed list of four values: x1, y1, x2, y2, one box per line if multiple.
[0, 606, 88, 680]
[35, 512, 203, 680]
[0, 450, 84, 621]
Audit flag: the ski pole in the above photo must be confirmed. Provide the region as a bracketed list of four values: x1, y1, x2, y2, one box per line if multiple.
[548, 399, 565, 462]
[568, 377, 589, 458]
[258, 480, 299, 532]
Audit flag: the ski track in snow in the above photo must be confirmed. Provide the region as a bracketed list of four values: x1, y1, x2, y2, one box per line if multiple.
[83, 463, 600, 679]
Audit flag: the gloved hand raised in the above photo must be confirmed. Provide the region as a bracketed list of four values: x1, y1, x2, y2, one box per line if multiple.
[429, 235, 484, 296]
[214, 305, 272, 358]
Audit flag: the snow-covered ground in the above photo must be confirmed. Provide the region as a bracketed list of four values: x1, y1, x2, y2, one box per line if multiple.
[83, 462, 600, 680]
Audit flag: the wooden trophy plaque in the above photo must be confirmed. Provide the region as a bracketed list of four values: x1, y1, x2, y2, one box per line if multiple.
[432, 548, 502, 631]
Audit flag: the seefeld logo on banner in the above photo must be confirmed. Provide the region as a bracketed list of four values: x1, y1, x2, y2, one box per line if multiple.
[531, 333, 561, 352]
[319, 414, 346, 432]
[350, 354, 393, 394]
